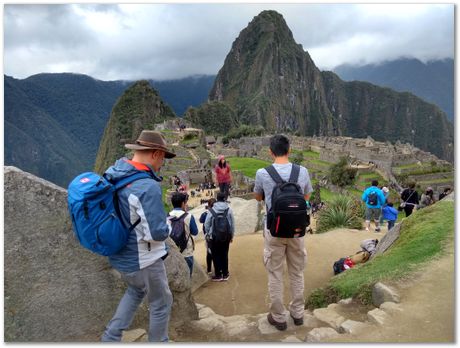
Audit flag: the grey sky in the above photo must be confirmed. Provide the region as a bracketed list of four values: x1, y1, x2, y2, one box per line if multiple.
[4, 3, 454, 81]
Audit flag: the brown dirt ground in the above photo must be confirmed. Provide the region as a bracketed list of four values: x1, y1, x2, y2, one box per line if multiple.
[192, 228, 455, 343]
[193, 228, 383, 316]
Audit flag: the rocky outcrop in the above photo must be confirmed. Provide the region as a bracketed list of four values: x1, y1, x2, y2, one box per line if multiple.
[372, 282, 400, 306]
[188, 197, 263, 240]
[372, 222, 403, 258]
[4, 166, 197, 342]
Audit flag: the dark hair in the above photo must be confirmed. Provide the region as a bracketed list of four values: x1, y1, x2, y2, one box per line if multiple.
[408, 182, 416, 189]
[171, 192, 188, 208]
[218, 159, 227, 169]
[216, 192, 226, 202]
[444, 187, 451, 193]
[371, 180, 379, 187]
[270, 134, 290, 157]
[387, 202, 394, 207]
[206, 198, 216, 208]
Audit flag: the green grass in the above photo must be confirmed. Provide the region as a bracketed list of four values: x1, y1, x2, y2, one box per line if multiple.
[306, 200, 454, 308]
[348, 188, 363, 198]
[308, 158, 331, 166]
[291, 149, 320, 158]
[393, 162, 426, 170]
[226, 157, 271, 179]
[418, 178, 454, 185]
[162, 185, 172, 212]
[358, 172, 384, 180]
[318, 188, 336, 203]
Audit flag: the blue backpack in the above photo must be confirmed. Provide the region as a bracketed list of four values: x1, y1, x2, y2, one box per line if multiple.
[67, 171, 151, 256]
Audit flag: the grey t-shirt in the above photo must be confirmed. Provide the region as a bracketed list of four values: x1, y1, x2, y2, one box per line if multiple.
[254, 163, 313, 211]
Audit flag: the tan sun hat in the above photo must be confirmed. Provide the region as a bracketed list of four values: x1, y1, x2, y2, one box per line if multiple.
[125, 130, 176, 159]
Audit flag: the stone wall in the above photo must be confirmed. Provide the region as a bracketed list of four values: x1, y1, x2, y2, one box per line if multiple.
[4, 166, 198, 342]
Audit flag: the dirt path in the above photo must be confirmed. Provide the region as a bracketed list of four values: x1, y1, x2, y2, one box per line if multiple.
[193, 228, 382, 316]
[191, 228, 454, 342]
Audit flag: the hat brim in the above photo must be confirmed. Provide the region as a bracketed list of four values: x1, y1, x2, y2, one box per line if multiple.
[125, 144, 176, 158]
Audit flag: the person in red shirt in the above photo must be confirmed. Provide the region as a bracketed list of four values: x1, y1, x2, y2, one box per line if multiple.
[214, 155, 232, 201]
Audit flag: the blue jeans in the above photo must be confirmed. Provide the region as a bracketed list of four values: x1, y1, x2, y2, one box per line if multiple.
[388, 220, 396, 231]
[184, 256, 194, 277]
[101, 259, 173, 342]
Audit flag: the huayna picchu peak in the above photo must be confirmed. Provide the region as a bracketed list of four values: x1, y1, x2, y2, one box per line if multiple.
[94, 80, 176, 174]
[207, 10, 453, 162]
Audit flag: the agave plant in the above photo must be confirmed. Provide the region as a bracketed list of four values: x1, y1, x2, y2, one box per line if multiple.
[316, 195, 364, 233]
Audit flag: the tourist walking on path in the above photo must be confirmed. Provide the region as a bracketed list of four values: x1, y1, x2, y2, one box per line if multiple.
[382, 202, 399, 231]
[168, 192, 199, 277]
[214, 155, 232, 201]
[204, 192, 235, 282]
[101, 130, 176, 342]
[199, 198, 217, 275]
[379, 186, 390, 225]
[362, 180, 386, 232]
[254, 134, 313, 331]
[400, 182, 419, 217]
[419, 187, 435, 209]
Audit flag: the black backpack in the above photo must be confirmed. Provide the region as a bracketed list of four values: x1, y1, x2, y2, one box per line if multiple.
[333, 258, 346, 275]
[169, 213, 191, 253]
[265, 164, 308, 238]
[367, 191, 378, 206]
[209, 208, 231, 243]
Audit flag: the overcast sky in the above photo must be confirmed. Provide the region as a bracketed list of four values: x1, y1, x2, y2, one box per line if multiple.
[4, 3, 454, 81]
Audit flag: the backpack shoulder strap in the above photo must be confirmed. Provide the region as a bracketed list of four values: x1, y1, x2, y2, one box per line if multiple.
[170, 212, 188, 222]
[108, 171, 152, 191]
[265, 165, 284, 184]
[288, 164, 300, 183]
[222, 208, 229, 217]
[209, 209, 217, 218]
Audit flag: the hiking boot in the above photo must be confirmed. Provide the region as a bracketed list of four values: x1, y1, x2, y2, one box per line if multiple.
[222, 274, 230, 281]
[375, 227, 381, 232]
[211, 275, 223, 282]
[267, 313, 287, 331]
[290, 314, 304, 326]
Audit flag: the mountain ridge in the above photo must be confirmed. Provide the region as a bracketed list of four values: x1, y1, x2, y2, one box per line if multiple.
[205, 10, 453, 161]
[333, 58, 454, 122]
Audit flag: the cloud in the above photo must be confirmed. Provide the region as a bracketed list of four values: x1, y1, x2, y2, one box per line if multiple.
[3, 3, 454, 80]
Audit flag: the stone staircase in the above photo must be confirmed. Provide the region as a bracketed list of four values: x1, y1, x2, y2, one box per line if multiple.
[124, 281, 401, 343]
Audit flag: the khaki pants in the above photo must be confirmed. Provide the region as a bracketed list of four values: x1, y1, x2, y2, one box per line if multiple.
[263, 227, 307, 322]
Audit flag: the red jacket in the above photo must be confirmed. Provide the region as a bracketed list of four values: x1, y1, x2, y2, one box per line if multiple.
[215, 164, 231, 184]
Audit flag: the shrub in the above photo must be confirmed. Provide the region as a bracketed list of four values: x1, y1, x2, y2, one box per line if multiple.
[222, 124, 265, 143]
[329, 157, 357, 187]
[316, 195, 364, 233]
[291, 151, 304, 165]
[305, 286, 340, 310]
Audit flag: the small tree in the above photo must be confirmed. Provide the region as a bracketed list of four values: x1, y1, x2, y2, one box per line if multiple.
[292, 152, 304, 165]
[329, 157, 357, 187]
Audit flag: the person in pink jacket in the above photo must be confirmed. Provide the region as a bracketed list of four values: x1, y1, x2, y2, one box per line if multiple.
[214, 155, 232, 201]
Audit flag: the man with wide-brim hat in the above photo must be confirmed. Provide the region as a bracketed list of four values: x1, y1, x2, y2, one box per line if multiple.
[102, 130, 176, 342]
[125, 130, 176, 159]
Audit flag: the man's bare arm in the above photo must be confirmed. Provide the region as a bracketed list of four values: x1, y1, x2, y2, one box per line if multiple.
[254, 192, 264, 201]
